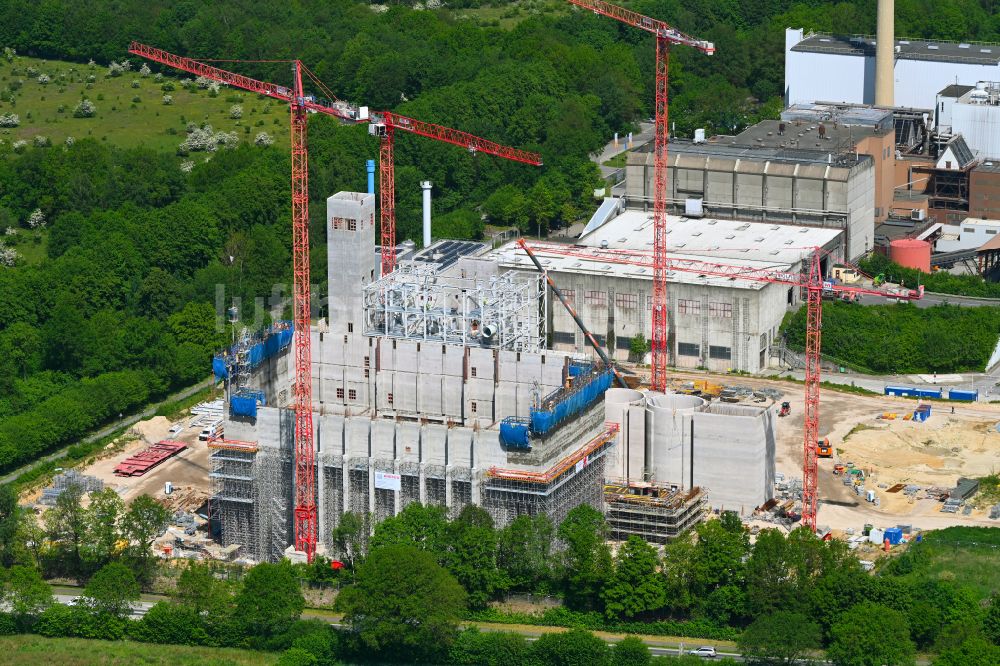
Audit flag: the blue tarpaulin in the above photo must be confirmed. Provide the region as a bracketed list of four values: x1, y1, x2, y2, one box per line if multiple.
[499, 418, 531, 450]
[529, 367, 615, 437]
[231, 389, 266, 419]
[213, 322, 293, 380]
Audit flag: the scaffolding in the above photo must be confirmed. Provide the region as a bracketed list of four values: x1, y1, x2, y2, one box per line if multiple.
[604, 481, 707, 543]
[362, 262, 546, 352]
[482, 425, 617, 529]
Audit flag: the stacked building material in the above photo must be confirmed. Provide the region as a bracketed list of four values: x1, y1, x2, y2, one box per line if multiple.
[39, 470, 104, 505]
[114, 440, 186, 477]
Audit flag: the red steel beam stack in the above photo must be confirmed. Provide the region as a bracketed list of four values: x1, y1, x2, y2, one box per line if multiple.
[114, 440, 187, 477]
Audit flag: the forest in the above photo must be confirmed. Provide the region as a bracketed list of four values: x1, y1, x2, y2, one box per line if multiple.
[0, 497, 997, 665]
[2, 0, 1000, 473]
[782, 300, 1000, 374]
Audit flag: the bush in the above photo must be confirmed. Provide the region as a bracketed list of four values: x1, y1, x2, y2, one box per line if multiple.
[129, 602, 209, 646]
[450, 628, 530, 666]
[0, 613, 17, 636]
[73, 99, 96, 118]
[529, 628, 610, 666]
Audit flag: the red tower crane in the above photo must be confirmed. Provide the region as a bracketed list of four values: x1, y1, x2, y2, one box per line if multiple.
[564, 0, 714, 393]
[129, 42, 363, 560]
[368, 111, 543, 276]
[516, 241, 923, 530]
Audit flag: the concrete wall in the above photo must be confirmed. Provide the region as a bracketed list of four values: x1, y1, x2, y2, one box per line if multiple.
[604, 391, 776, 512]
[626, 151, 873, 259]
[535, 267, 791, 374]
[951, 101, 1000, 160]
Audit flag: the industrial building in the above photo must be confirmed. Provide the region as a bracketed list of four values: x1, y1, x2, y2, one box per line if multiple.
[784, 29, 1000, 111]
[624, 138, 874, 259]
[490, 209, 841, 374]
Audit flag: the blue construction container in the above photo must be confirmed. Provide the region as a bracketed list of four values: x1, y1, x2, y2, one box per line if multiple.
[884, 386, 942, 399]
[948, 389, 978, 402]
[499, 418, 531, 450]
[883, 527, 903, 545]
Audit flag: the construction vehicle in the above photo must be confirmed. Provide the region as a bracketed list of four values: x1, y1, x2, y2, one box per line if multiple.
[817, 437, 833, 458]
[778, 401, 791, 417]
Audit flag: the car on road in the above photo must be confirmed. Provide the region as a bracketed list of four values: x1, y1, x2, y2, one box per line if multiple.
[688, 646, 717, 658]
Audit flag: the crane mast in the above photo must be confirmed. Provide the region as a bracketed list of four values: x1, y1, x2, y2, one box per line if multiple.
[563, 0, 713, 394]
[128, 43, 357, 561]
[368, 111, 542, 276]
[519, 240, 923, 532]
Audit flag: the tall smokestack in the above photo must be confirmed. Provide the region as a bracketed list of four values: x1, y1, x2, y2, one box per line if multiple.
[421, 181, 432, 249]
[876, 0, 895, 106]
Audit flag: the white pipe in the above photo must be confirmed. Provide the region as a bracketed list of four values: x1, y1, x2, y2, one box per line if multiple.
[421, 181, 432, 249]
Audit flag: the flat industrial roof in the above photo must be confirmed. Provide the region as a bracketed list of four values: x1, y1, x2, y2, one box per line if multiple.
[939, 84, 976, 99]
[634, 138, 866, 168]
[730, 120, 884, 153]
[781, 103, 894, 128]
[489, 242, 784, 291]
[577, 210, 843, 264]
[793, 33, 1000, 66]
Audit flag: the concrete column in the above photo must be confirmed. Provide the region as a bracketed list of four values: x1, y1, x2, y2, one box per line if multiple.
[419, 464, 427, 504]
[421, 181, 432, 249]
[876, 0, 895, 106]
[367, 460, 375, 514]
[341, 461, 350, 512]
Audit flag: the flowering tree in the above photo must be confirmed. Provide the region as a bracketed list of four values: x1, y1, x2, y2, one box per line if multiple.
[73, 99, 96, 118]
[254, 132, 274, 147]
[131, 80, 140, 89]
[27, 209, 45, 229]
[36, 73, 50, 85]
[12, 140, 26, 153]
[0, 113, 19, 128]
[2, 47, 14, 63]
[65, 136, 75, 147]
[107, 61, 124, 77]
[140, 63, 151, 77]
[32, 136, 50, 148]
[178, 125, 241, 154]
[180, 160, 194, 173]
[0, 243, 20, 267]
[229, 104, 243, 119]
[195, 75, 212, 89]
[162, 95, 173, 106]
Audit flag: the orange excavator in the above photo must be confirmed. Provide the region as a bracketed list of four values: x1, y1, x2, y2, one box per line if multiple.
[817, 437, 833, 458]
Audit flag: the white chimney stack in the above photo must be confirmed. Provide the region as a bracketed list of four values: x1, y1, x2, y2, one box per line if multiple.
[876, 0, 895, 106]
[421, 181, 432, 249]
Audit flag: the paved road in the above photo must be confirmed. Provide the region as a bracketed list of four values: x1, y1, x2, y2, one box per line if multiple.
[0, 378, 213, 486]
[593, 121, 653, 180]
[856, 290, 1000, 309]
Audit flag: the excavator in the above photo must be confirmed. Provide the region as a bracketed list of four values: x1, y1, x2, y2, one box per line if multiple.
[817, 437, 833, 458]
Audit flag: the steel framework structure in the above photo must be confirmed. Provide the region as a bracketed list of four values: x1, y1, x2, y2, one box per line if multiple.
[362, 262, 546, 352]
[563, 0, 714, 392]
[368, 111, 543, 276]
[128, 42, 360, 560]
[518, 241, 922, 531]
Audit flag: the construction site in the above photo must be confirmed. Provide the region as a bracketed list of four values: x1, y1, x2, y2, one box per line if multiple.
[21, 0, 1000, 566]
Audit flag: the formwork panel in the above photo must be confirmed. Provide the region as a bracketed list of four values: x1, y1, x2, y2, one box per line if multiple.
[348, 469, 369, 514]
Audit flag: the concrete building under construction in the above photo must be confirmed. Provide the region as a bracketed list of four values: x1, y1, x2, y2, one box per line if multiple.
[209, 189, 781, 559]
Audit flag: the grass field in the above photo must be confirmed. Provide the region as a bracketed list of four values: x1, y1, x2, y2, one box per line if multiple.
[0, 635, 277, 666]
[898, 527, 1000, 600]
[451, 0, 569, 28]
[0, 55, 288, 153]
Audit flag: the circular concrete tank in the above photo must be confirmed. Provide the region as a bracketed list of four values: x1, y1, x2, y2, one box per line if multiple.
[644, 392, 706, 482]
[889, 239, 931, 273]
[604, 388, 645, 426]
